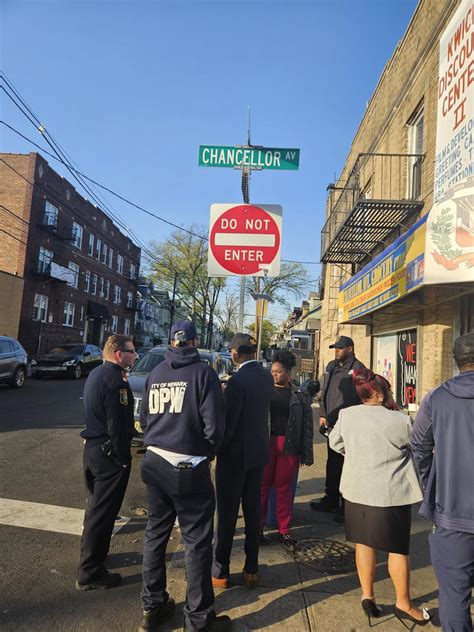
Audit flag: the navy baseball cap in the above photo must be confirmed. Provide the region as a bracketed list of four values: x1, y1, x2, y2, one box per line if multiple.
[229, 333, 257, 354]
[329, 335, 354, 349]
[170, 320, 197, 342]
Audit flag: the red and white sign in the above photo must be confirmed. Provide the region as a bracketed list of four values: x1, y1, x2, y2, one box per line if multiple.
[207, 203, 283, 277]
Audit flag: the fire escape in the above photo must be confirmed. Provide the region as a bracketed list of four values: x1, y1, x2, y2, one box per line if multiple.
[321, 152, 424, 331]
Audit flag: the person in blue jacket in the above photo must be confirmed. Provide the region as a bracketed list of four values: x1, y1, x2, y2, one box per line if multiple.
[411, 333, 474, 632]
[137, 320, 231, 632]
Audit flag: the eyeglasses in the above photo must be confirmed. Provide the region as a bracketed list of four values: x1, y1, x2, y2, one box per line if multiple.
[120, 348, 136, 354]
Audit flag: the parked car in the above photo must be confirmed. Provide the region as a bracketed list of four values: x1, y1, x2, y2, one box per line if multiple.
[31, 343, 103, 379]
[0, 335, 28, 389]
[135, 346, 153, 360]
[128, 346, 228, 447]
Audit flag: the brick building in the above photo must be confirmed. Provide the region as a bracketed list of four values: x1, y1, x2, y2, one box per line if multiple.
[0, 152, 141, 356]
[319, 0, 473, 409]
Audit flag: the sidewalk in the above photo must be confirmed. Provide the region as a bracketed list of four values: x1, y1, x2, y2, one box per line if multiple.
[160, 412, 447, 631]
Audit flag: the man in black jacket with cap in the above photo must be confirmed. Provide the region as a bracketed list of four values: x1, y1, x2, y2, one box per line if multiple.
[212, 333, 274, 589]
[310, 336, 365, 514]
[76, 334, 137, 590]
[137, 320, 231, 632]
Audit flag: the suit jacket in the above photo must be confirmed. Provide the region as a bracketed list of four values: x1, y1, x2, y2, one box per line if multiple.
[219, 361, 274, 471]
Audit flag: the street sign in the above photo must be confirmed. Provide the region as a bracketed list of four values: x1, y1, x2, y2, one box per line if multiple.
[208, 203, 283, 277]
[199, 145, 300, 170]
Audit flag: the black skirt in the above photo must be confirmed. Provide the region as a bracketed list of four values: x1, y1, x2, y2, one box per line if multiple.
[344, 499, 412, 555]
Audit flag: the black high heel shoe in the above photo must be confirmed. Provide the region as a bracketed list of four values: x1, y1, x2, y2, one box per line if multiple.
[394, 606, 431, 628]
[361, 598, 382, 627]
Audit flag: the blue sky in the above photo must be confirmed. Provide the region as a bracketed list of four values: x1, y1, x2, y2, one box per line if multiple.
[1, 0, 418, 323]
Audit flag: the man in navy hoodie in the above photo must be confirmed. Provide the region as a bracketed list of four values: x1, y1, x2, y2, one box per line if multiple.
[412, 333, 474, 632]
[137, 321, 231, 632]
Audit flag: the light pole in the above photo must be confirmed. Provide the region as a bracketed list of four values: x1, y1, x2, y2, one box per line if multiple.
[250, 290, 274, 361]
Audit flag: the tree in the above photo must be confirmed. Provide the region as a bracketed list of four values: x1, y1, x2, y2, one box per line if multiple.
[247, 319, 276, 351]
[248, 262, 313, 309]
[148, 226, 226, 347]
[215, 288, 240, 342]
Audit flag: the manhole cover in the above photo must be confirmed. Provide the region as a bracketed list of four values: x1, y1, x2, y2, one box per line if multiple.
[291, 537, 355, 574]
[130, 506, 148, 516]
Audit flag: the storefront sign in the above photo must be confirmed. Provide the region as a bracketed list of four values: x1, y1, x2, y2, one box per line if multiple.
[425, 0, 474, 283]
[338, 216, 427, 322]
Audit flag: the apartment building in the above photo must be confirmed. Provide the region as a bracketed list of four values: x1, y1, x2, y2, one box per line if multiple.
[0, 152, 141, 356]
[319, 0, 473, 409]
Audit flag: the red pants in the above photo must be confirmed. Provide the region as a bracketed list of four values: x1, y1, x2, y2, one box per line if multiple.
[260, 435, 300, 534]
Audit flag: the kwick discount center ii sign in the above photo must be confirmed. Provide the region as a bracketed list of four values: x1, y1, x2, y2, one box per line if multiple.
[199, 145, 300, 170]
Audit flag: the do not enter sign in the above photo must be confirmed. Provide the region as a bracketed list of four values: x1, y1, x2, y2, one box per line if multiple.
[208, 203, 283, 277]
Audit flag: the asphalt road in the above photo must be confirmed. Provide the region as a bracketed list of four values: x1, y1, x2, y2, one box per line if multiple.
[0, 376, 174, 632]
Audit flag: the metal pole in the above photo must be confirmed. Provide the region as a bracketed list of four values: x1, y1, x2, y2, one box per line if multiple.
[238, 165, 250, 331]
[256, 295, 265, 362]
[168, 271, 178, 342]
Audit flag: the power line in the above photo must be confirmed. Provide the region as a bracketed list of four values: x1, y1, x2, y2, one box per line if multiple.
[0, 227, 28, 247]
[1, 117, 320, 266]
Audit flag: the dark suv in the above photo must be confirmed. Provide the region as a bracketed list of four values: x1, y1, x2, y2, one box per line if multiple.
[0, 336, 28, 389]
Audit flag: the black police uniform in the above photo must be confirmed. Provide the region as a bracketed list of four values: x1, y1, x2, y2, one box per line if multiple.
[77, 361, 135, 584]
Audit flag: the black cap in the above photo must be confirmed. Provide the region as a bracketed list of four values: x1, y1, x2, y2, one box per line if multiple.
[453, 333, 474, 361]
[229, 333, 257, 354]
[170, 320, 197, 342]
[329, 335, 354, 349]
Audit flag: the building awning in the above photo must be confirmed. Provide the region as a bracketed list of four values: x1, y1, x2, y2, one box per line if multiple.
[337, 193, 474, 324]
[87, 300, 110, 320]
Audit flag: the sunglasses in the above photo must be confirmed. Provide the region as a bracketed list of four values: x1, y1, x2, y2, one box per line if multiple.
[120, 348, 136, 353]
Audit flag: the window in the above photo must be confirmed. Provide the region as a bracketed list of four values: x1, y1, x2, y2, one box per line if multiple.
[105, 279, 110, 300]
[102, 243, 108, 264]
[117, 254, 124, 274]
[68, 261, 79, 288]
[72, 222, 83, 249]
[407, 105, 424, 199]
[88, 233, 95, 256]
[84, 271, 91, 292]
[99, 277, 105, 297]
[129, 263, 136, 279]
[124, 318, 130, 335]
[108, 247, 114, 269]
[63, 302, 75, 327]
[92, 274, 98, 295]
[43, 201, 58, 227]
[95, 238, 102, 260]
[114, 285, 121, 304]
[111, 315, 118, 333]
[38, 247, 53, 274]
[127, 291, 133, 308]
[33, 293, 48, 322]
[80, 306, 85, 321]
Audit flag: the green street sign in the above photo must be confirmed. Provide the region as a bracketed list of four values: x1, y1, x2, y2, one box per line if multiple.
[198, 145, 300, 170]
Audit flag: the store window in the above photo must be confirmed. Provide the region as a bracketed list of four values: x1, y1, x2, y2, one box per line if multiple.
[373, 329, 417, 409]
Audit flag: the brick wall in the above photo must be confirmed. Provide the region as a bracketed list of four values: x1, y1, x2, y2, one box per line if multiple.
[0, 271, 24, 338]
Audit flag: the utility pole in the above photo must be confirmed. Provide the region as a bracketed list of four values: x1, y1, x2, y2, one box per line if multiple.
[167, 271, 179, 343]
[238, 106, 251, 332]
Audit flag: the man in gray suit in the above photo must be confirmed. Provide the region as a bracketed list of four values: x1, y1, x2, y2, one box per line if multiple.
[212, 334, 274, 589]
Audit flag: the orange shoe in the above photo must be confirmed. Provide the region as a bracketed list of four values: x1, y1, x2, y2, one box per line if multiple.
[242, 569, 259, 588]
[211, 575, 229, 589]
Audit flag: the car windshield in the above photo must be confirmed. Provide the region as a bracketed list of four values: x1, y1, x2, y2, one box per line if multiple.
[131, 352, 166, 374]
[50, 345, 84, 355]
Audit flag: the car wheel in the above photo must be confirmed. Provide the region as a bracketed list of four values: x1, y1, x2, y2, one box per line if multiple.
[10, 366, 26, 389]
[70, 363, 83, 379]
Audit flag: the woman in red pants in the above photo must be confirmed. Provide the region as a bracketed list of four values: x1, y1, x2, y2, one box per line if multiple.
[260, 350, 314, 549]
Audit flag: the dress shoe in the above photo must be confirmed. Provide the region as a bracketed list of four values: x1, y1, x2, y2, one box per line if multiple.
[279, 533, 297, 552]
[138, 598, 175, 631]
[309, 496, 339, 512]
[75, 571, 121, 591]
[242, 569, 259, 588]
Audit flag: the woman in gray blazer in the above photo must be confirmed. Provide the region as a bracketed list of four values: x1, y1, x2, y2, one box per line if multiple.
[329, 369, 431, 627]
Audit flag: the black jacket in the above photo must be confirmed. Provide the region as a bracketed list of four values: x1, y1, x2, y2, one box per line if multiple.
[281, 386, 314, 465]
[319, 355, 365, 426]
[140, 346, 225, 457]
[219, 360, 274, 471]
[81, 361, 135, 465]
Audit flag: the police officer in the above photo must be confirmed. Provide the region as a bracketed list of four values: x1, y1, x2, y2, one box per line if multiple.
[310, 335, 365, 516]
[76, 334, 137, 590]
[137, 321, 231, 632]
